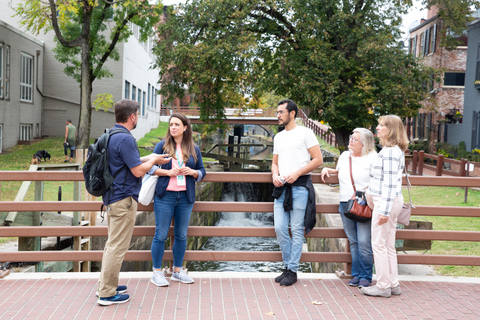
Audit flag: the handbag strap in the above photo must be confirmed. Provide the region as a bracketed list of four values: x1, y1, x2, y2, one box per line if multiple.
[349, 155, 357, 193]
[404, 163, 414, 206]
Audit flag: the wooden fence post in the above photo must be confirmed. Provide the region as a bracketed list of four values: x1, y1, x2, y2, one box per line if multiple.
[436, 154, 444, 176]
[412, 151, 418, 175]
[418, 151, 425, 176]
[460, 159, 467, 177]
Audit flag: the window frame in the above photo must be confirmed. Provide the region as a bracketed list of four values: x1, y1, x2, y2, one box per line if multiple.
[125, 80, 130, 99]
[443, 71, 466, 87]
[20, 53, 33, 103]
[0, 44, 3, 98]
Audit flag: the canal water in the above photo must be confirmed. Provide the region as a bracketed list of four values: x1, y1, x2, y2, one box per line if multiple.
[188, 182, 312, 273]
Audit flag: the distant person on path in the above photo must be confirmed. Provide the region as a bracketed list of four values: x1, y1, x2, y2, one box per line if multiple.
[97, 99, 170, 306]
[271, 99, 323, 286]
[64, 119, 76, 162]
[149, 113, 205, 287]
[321, 128, 377, 288]
[361, 115, 408, 298]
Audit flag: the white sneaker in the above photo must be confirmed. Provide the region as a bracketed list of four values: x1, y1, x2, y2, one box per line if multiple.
[171, 268, 194, 284]
[150, 269, 169, 287]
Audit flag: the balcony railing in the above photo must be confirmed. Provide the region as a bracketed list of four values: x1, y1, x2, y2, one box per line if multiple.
[1, 171, 480, 269]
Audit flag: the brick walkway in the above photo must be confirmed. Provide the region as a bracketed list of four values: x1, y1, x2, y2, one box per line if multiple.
[1, 272, 480, 320]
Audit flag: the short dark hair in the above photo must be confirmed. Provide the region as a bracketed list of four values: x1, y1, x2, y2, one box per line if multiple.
[115, 99, 140, 123]
[278, 99, 298, 118]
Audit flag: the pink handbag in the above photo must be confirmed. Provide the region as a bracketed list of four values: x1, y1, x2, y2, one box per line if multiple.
[398, 166, 415, 226]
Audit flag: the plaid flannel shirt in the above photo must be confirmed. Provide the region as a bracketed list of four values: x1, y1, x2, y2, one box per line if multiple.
[368, 146, 404, 216]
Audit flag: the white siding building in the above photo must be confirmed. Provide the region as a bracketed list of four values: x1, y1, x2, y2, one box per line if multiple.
[0, 1, 161, 150]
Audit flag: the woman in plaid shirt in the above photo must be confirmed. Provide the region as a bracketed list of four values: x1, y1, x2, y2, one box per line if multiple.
[361, 115, 408, 298]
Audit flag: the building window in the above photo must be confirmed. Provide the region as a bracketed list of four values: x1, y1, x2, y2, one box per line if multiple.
[409, 36, 417, 57]
[142, 91, 146, 116]
[420, 32, 425, 57]
[148, 83, 151, 106]
[444, 72, 465, 87]
[154, 88, 157, 110]
[137, 88, 141, 103]
[0, 44, 3, 98]
[152, 86, 155, 109]
[132, 85, 136, 101]
[476, 43, 480, 83]
[429, 24, 437, 54]
[5, 45, 10, 100]
[125, 80, 130, 99]
[20, 53, 33, 102]
[19, 124, 32, 141]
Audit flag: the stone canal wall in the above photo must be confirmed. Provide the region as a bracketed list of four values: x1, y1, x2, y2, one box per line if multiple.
[91, 180, 223, 272]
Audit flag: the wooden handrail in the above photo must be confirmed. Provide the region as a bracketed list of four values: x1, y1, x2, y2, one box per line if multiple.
[2, 171, 480, 268]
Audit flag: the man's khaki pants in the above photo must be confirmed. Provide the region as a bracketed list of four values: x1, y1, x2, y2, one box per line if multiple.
[98, 197, 137, 298]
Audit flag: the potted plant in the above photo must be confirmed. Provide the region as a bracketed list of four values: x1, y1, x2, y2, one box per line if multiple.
[475, 80, 480, 90]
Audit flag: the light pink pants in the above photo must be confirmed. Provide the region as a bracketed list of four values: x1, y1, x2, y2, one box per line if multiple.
[370, 195, 403, 289]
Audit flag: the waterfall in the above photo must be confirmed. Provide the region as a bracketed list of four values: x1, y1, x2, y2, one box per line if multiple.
[188, 182, 312, 273]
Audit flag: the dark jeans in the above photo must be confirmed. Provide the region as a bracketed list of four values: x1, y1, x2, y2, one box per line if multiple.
[339, 201, 373, 281]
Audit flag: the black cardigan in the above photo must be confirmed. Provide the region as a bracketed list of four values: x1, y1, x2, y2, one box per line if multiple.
[271, 175, 316, 235]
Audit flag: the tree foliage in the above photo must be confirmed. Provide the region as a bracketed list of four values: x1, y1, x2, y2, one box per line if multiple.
[426, 0, 480, 48]
[155, 0, 438, 147]
[14, 0, 163, 148]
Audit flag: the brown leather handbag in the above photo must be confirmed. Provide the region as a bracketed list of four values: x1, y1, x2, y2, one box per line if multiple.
[343, 155, 372, 223]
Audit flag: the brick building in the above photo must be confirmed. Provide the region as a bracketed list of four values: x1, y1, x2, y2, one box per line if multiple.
[407, 6, 467, 150]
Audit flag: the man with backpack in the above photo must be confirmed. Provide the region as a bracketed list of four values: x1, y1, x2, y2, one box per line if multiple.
[96, 99, 170, 306]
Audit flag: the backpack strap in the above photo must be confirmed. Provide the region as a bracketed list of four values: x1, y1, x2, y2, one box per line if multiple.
[103, 127, 136, 206]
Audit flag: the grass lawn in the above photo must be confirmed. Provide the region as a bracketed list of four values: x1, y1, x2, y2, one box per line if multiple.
[405, 185, 480, 277]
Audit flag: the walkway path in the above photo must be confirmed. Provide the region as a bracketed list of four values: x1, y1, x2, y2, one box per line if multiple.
[1, 272, 479, 320]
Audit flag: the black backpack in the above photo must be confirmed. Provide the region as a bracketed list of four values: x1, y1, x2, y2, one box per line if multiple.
[83, 128, 130, 199]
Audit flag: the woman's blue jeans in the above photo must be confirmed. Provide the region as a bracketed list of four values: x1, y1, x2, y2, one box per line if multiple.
[274, 186, 308, 273]
[151, 191, 194, 269]
[339, 201, 373, 281]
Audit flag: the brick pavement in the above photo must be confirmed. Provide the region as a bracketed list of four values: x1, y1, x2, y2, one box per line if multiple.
[1, 272, 480, 320]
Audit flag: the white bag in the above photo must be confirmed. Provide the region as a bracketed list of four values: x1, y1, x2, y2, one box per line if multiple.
[138, 174, 158, 206]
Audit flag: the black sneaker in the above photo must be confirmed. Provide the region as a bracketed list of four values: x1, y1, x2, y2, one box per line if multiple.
[280, 270, 297, 286]
[275, 268, 288, 283]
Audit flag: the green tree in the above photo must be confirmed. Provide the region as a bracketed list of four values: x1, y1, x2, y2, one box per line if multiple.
[426, 0, 480, 48]
[155, 0, 437, 148]
[14, 0, 163, 148]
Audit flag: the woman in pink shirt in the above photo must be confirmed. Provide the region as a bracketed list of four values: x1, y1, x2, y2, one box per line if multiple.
[149, 113, 206, 287]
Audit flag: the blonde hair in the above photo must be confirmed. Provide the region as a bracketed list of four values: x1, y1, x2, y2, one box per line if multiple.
[378, 115, 409, 151]
[353, 128, 376, 156]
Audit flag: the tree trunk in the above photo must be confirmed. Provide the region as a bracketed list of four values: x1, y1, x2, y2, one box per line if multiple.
[334, 128, 350, 152]
[77, 4, 93, 150]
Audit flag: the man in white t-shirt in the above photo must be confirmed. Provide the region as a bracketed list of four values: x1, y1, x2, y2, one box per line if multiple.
[271, 99, 323, 286]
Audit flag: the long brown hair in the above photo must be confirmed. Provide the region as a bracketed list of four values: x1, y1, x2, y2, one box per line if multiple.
[378, 115, 409, 152]
[163, 113, 198, 162]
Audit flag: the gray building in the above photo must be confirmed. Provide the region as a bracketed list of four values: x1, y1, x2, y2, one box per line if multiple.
[0, 0, 162, 154]
[0, 20, 44, 153]
[447, 18, 480, 151]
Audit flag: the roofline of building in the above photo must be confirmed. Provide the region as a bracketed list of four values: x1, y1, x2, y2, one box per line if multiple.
[468, 18, 480, 31]
[0, 20, 45, 47]
[409, 15, 439, 34]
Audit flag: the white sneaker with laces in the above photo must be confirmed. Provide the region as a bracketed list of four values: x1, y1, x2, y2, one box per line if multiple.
[171, 268, 194, 284]
[151, 269, 169, 287]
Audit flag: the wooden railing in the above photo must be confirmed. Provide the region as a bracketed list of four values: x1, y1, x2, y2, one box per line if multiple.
[1, 172, 480, 269]
[298, 110, 337, 148]
[160, 106, 277, 118]
[409, 150, 477, 177]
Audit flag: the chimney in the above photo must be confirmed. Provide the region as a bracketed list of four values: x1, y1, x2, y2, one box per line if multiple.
[427, 4, 439, 19]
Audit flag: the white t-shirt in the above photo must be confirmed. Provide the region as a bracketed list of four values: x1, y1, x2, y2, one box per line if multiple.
[273, 125, 319, 177]
[336, 150, 378, 201]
